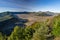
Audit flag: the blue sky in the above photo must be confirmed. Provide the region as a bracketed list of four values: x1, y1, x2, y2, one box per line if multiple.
[0, 0, 60, 12]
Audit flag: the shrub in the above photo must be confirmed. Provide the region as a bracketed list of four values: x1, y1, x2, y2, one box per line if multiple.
[8, 26, 25, 40]
[31, 22, 49, 40]
[52, 15, 60, 37]
[0, 32, 6, 40]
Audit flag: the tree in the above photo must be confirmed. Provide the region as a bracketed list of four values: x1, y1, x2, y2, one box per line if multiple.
[8, 26, 25, 40]
[52, 15, 60, 37]
[31, 22, 49, 40]
[0, 32, 6, 40]
[24, 22, 43, 40]
[8, 21, 49, 40]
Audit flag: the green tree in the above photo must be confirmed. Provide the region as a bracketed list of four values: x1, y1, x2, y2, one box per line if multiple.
[24, 22, 43, 40]
[31, 22, 49, 40]
[0, 32, 6, 40]
[8, 21, 49, 40]
[8, 26, 25, 40]
[52, 15, 60, 37]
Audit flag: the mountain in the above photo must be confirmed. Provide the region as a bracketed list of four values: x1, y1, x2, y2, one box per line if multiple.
[45, 11, 54, 15]
[0, 11, 57, 16]
[0, 12, 27, 36]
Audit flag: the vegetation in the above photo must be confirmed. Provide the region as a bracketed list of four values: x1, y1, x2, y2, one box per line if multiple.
[52, 15, 60, 37]
[0, 12, 60, 40]
[7, 22, 43, 40]
[0, 19, 53, 40]
[0, 32, 6, 40]
[7, 21, 49, 40]
[8, 26, 25, 40]
[31, 22, 49, 40]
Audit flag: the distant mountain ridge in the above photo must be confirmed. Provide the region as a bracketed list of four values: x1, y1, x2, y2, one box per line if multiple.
[34, 11, 56, 16]
[0, 11, 58, 17]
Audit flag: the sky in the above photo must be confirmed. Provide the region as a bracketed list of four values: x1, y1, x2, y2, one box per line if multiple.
[0, 0, 60, 12]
